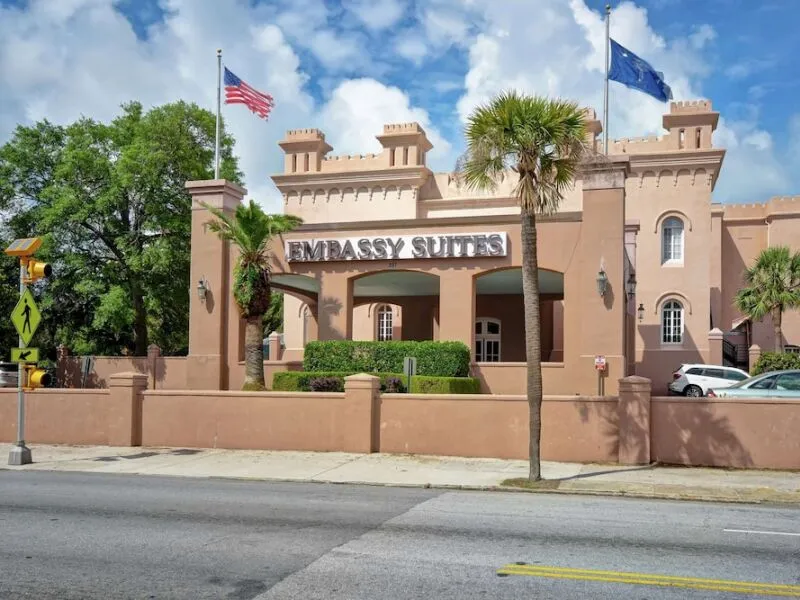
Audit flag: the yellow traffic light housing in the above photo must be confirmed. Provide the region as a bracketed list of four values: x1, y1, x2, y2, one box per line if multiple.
[23, 365, 51, 390]
[24, 259, 52, 283]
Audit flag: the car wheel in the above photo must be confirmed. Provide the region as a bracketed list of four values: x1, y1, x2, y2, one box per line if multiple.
[684, 385, 703, 397]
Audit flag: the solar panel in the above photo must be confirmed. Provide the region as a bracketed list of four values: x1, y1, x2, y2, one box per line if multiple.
[4, 238, 42, 256]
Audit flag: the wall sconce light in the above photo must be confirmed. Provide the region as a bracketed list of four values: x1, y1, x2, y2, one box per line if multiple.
[626, 272, 637, 298]
[197, 277, 209, 302]
[596, 269, 608, 297]
[637, 303, 645, 322]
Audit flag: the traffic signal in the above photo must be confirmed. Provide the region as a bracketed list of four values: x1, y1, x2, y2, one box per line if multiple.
[25, 259, 52, 283]
[24, 365, 51, 390]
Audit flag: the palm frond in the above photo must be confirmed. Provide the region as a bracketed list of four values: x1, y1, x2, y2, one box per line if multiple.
[455, 90, 588, 216]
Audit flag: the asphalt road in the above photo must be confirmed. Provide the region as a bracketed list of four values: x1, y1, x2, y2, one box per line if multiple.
[0, 471, 799, 599]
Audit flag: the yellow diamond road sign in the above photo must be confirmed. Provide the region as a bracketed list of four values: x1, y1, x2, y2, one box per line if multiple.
[11, 347, 39, 363]
[11, 288, 41, 347]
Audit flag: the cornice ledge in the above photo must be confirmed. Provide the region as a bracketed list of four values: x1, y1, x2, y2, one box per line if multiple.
[627, 149, 725, 171]
[271, 167, 431, 190]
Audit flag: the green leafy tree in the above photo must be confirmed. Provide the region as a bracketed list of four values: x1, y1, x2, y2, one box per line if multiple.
[204, 200, 301, 390]
[0, 101, 241, 356]
[458, 91, 588, 481]
[735, 246, 800, 352]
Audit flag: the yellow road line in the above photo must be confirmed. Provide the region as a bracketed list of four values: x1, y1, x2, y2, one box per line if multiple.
[497, 564, 800, 597]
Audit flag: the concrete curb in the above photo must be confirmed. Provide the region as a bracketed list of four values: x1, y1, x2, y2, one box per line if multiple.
[201, 474, 800, 506]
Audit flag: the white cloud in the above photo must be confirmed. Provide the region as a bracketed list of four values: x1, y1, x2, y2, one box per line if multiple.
[0, 0, 444, 212]
[343, 0, 407, 31]
[451, 0, 792, 203]
[319, 78, 452, 167]
[395, 31, 429, 65]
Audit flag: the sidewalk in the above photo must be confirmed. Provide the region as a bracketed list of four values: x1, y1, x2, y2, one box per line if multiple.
[2, 444, 799, 505]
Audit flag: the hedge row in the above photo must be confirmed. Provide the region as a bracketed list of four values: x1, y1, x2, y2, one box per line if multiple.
[752, 351, 800, 375]
[272, 371, 481, 394]
[303, 341, 470, 377]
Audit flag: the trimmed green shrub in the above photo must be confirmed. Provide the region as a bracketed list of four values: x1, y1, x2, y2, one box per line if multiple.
[751, 351, 800, 375]
[271, 371, 480, 394]
[303, 341, 471, 377]
[273, 371, 408, 393]
[409, 376, 481, 394]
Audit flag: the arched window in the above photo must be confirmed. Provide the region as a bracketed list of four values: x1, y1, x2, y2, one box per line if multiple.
[475, 318, 501, 362]
[661, 217, 684, 264]
[661, 300, 684, 344]
[377, 305, 393, 341]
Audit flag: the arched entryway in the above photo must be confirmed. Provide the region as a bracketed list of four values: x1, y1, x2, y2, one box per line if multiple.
[473, 267, 564, 362]
[351, 270, 439, 342]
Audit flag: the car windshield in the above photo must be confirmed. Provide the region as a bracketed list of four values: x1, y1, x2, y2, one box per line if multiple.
[727, 375, 761, 389]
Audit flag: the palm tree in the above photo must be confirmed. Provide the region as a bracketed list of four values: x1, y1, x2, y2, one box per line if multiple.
[735, 246, 800, 352]
[458, 91, 588, 481]
[203, 199, 302, 390]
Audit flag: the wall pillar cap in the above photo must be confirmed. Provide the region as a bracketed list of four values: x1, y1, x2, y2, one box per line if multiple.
[580, 154, 630, 190]
[147, 344, 162, 357]
[109, 372, 149, 388]
[185, 179, 247, 196]
[344, 373, 380, 390]
[268, 331, 281, 340]
[708, 328, 724, 339]
[749, 344, 761, 351]
[619, 375, 652, 391]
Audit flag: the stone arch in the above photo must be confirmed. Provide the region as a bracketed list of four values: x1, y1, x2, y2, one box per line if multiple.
[652, 290, 692, 315]
[653, 209, 692, 233]
[329, 188, 341, 203]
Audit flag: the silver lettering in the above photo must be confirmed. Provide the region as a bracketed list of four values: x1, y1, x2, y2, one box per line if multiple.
[411, 236, 426, 258]
[387, 237, 405, 259]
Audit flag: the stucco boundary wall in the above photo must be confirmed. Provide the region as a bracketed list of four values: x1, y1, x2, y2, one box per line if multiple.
[2, 373, 799, 469]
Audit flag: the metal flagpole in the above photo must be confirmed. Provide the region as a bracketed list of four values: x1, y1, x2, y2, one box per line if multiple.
[603, 4, 611, 155]
[214, 48, 222, 179]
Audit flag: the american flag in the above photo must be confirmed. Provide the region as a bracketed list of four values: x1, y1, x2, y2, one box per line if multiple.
[224, 67, 274, 119]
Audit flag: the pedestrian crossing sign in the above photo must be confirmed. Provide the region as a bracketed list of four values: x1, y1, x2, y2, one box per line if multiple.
[11, 288, 41, 346]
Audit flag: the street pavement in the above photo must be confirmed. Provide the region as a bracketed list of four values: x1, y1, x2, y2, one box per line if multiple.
[4, 444, 800, 504]
[1, 470, 798, 599]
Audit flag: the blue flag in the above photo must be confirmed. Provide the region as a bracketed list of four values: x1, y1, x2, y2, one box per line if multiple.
[609, 39, 672, 102]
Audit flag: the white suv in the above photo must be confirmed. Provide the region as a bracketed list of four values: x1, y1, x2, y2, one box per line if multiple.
[669, 364, 750, 397]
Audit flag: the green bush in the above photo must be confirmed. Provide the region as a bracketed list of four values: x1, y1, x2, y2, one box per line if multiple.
[751, 351, 800, 375]
[303, 341, 471, 377]
[273, 371, 408, 393]
[272, 371, 480, 394]
[308, 376, 344, 392]
[409, 376, 481, 394]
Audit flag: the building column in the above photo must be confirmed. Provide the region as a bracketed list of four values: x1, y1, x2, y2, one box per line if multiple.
[574, 156, 629, 395]
[437, 270, 476, 354]
[318, 273, 353, 340]
[708, 328, 723, 365]
[185, 179, 245, 390]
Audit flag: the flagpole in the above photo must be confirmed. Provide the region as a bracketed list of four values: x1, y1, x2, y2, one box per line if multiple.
[603, 3, 610, 155]
[214, 48, 222, 179]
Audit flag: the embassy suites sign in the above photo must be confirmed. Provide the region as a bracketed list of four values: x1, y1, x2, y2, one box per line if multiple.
[286, 232, 508, 262]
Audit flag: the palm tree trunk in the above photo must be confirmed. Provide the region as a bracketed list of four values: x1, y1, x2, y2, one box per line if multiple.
[520, 208, 543, 481]
[773, 307, 783, 352]
[243, 315, 266, 390]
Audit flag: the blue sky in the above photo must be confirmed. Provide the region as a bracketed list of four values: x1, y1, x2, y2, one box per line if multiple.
[0, 0, 797, 210]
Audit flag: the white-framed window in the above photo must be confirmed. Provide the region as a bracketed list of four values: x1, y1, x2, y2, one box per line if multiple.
[377, 305, 393, 341]
[475, 318, 501, 362]
[661, 217, 684, 264]
[661, 300, 684, 344]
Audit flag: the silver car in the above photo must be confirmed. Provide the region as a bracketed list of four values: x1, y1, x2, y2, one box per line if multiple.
[0, 362, 19, 388]
[707, 369, 800, 398]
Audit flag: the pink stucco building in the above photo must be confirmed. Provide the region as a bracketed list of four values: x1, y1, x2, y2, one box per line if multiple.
[183, 100, 799, 395]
